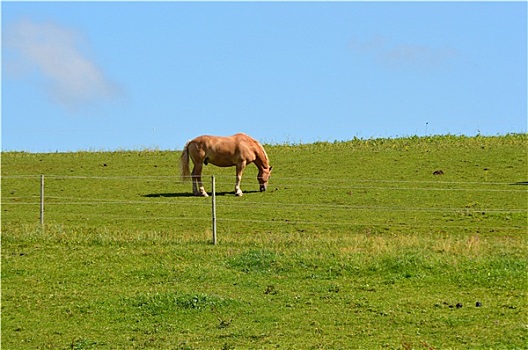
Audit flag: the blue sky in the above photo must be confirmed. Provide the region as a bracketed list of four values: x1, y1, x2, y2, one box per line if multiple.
[2, 1, 527, 152]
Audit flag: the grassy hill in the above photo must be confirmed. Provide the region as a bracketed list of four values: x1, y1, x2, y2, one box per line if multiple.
[2, 134, 527, 349]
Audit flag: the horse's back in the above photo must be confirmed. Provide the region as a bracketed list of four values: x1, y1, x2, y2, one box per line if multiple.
[186, 133, 249, 167]
[191, 133, 255, 151]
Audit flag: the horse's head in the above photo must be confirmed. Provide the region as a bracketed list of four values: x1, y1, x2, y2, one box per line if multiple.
[257, 166, 273, 192]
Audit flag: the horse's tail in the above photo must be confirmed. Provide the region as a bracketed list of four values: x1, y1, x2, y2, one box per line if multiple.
[180, 141, 191, 182]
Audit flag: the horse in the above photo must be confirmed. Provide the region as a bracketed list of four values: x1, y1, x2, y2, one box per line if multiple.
[180, 133, 273, 197]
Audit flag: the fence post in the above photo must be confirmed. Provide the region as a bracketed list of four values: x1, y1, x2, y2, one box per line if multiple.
[40, 174, 44, 226]
[211, 175, 217, 245]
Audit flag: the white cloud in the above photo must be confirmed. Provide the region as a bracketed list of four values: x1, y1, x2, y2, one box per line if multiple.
[4, 19, 122, 112]
[382, 44, 457, 69]
[350, 35, 458, 70]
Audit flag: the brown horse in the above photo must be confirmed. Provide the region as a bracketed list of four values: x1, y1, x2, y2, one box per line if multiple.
[180, 133, 273, 197]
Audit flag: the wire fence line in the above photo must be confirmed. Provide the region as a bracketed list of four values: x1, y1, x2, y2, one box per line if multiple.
[3, 195, 526, 214]
[266, 184, 523, 193]
[6, 196, 211, 207]
[3, 204, 526, 232]
[6, 210, 523, 232]
[3, 175, 527, 236]
[3, 175, 527, 211]
[5, 202, 524, 232]
[3, 174, 525, 186]
[4, 176, 526, 195]
[218, 217, 524, 232]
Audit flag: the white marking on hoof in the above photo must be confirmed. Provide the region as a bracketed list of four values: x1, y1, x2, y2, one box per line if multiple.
[197, 186, 209, 197]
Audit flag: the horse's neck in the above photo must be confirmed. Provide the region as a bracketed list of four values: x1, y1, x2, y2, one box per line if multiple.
[254, 143, 269, 169]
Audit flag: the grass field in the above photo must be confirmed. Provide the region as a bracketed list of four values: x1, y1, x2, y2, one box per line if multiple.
[2, 134, 527, 349]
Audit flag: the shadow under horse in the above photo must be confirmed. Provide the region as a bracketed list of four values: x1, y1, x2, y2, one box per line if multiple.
[143, 190, 261, 198]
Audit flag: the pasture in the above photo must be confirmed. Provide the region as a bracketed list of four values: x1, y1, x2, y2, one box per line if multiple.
[2, 134, 527, 349]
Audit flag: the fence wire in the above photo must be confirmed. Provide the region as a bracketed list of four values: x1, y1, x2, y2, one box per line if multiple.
[2, 175, 527, 232]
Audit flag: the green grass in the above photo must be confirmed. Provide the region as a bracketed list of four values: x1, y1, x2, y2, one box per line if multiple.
[2, 134, 527, 349]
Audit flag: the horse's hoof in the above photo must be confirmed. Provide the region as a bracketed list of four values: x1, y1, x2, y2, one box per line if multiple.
[235, 191, 243, 197]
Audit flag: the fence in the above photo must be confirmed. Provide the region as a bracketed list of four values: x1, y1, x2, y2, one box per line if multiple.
[3, 174, 527, 244]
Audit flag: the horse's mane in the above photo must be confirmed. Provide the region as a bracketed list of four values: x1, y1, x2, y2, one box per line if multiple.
[250, 136, 269, 166]
[235, 133, 267, 164]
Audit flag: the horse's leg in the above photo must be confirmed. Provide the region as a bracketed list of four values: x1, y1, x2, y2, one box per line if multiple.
[235, 162, 246, 196]
[192, 163, 208, 197]
[191, 165, 199, 195]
